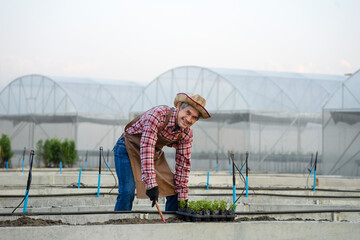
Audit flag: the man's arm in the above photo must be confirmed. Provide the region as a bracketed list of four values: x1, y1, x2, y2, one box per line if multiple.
[139, 110, 165, 189]
[173, 131, 193, 200]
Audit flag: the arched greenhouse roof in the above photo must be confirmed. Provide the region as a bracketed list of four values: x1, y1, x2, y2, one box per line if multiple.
[130, 66, 347, 115]
[323, 69, 360, 125]
[0, 74, 143, 123]
[52, 76, 143, 116]
[323, 69, 360, 110]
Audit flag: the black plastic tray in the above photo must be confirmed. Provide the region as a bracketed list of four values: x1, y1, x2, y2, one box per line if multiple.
[176, 211, 236, 222]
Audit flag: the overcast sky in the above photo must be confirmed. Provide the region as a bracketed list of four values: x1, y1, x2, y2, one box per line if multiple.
[0, 0, 359, 88]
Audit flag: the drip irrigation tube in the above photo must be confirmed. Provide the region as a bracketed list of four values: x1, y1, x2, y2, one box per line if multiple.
[1, 192, 360, 199]
[1, 208, 360, 217]
[189, 193, 360, 198]
[40, 184, 359, 193]
[188, 186, 360, 193]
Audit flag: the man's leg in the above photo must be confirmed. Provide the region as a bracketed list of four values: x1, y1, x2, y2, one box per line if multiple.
[114, 135, 135, 211]
[165, 194, 178, 211]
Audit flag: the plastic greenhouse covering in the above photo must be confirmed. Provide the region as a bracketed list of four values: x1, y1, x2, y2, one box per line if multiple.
[323, 69, 360, 176]
[130, 66, 347, 172]
[0, 66, 354, 175]
[0, 74, 143, 167]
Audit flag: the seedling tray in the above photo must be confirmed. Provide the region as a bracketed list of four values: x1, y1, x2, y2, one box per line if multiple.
[176, 211, 236, 222]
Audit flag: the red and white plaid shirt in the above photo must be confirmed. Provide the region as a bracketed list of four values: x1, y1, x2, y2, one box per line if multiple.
[125, 106, 193, 200]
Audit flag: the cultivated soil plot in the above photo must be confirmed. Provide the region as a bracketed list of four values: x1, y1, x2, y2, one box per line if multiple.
[0, 215, 329, 227]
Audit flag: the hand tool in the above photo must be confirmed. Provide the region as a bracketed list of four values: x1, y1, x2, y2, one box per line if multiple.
[155, 201, 166, 223]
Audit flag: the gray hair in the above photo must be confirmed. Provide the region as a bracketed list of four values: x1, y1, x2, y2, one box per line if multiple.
[180, 102, 190, 109]
[180, 102, 202, 118]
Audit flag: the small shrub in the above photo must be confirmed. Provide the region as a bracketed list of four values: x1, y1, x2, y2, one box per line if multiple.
[38, 138, 78, 167]
[0, 134, 14, 167]
[61, 139, 78, 167]
[36, 140, 44, 167]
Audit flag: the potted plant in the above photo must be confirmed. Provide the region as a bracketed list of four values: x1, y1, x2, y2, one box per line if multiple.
[219, 200, 228, 219]
[179, 199, 187, 212]
[176, 199, 236, 222]
[194, 201, 203, 215]
[227, 203, 236, 215]
[210, 200, 220, 216]
[187, 200, 196, 214]
[185, 200, 196, 222]
[203, 200, 212, 216]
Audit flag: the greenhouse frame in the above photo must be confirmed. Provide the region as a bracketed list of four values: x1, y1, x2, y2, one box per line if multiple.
[322, 69, 360, 176]
[0, 66, 355, 174]
[0, 74, 143, 166]
[129, 66, 347, 172]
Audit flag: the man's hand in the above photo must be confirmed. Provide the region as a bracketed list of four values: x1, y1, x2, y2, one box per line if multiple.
[146, 186, 159, 207]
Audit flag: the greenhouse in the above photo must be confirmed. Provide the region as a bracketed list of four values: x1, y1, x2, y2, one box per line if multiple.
[322, 70, 360, 176]
[130, 66, 347, 172]
[0, 67, 352, 173]
[0, 74, 143, 166]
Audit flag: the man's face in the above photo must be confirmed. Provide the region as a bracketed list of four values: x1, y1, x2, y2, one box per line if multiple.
[176, 104, 200, 129]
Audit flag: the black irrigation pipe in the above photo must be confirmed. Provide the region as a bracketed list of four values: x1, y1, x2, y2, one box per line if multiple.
[0, 193, 101, 198]
[4, 185, 360, 193]
[235, 208, 360, 216]
[18, 184, 360, 193]
[189, 193, 360, 198]
[189, 186, 360, 193]
[0, 210, 162, 217]
[2, 209, 360, 217]
[1, 192, 360, 199]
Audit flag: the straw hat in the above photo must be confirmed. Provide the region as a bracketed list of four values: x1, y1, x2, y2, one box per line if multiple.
[173, 93, 211, 119]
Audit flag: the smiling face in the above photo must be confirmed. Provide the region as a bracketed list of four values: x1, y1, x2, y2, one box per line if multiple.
[176, 103, 200, 129]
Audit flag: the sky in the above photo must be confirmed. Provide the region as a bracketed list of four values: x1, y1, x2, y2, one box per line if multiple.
[0, 0, 359, 88]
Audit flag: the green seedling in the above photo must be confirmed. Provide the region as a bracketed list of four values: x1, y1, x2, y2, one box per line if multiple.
[219, 200, 227, 212]
[179, 199, 187, 209]
[203, 200, 212, 211]
[229, 203, 237, 211]
[211, 200, 219, 211]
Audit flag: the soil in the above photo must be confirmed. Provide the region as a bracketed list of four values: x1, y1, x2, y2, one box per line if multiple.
[0, 216, 68, 227]
[0, 216, 183, 227]
[235, 216, 277, 222]
[89, 217, 183, 225]
[0, 215, 328, 227]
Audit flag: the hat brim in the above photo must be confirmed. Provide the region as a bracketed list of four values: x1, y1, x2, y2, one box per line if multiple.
[174, 93, 211, 119]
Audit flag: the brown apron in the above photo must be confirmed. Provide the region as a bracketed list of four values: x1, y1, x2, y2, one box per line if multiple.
[124, 107, 182, 199]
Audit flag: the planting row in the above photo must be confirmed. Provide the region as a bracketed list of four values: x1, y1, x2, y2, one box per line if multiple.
[177, 199, 236, 222]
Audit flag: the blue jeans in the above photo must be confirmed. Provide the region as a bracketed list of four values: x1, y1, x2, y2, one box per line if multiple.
[113, 134, 178, 211]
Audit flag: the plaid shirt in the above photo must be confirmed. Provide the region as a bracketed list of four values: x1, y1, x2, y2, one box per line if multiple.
[125, 106, 193, 200]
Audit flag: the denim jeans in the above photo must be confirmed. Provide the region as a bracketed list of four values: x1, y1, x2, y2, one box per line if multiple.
[113, 134, 178, 211]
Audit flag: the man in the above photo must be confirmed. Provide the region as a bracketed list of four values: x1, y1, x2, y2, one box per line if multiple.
[114, 93, 210, 211]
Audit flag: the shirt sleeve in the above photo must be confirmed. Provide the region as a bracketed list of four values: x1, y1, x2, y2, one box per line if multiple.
[139, 110, 164, 189]
[172, 129, 193, 200]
